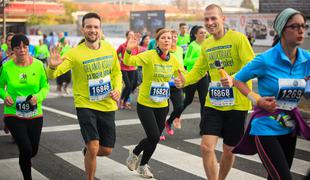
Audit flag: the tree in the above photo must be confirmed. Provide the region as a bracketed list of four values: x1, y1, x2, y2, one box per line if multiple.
[26, 1, 77, 25]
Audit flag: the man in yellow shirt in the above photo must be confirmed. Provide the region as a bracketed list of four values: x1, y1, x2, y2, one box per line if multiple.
[175, 4, 255, 180]
[47, 13, 122, 180]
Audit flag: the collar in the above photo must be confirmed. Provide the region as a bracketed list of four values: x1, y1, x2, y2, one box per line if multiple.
[276, 42, 310, 65]
[156, 47, 170, 61]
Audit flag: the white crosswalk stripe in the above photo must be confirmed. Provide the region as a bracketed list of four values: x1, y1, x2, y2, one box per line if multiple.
[0, 158, 48, 180]
[1, 135, 309, 179]
[0, 105, 309, 179]
[124, 144, 264, 180]
[185, 138, 310, 176]
[57, 151, 155, 180]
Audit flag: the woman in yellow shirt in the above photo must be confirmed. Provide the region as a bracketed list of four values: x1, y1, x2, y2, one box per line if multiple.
[124, 29, 184, 178]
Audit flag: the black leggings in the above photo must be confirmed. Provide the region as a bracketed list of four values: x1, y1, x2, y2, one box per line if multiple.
[4, 117, 43, 180]
[254, 134, 296, 180]
[121, 70, 137, 102]
[172, 75, 209, 126]
[133, 103, 169, 165]
[166, 86, 184, 124]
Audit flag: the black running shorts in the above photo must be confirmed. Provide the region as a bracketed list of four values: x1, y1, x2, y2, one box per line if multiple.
[76, 108, 116, 147]
[201, 107, 248, 146]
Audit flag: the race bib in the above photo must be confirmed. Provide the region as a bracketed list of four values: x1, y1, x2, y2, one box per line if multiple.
[38, 54, 45, 59]
[209, 82, 234, 106]
[88, 75, 112, 101]
[150, 81, 170, 102]
[276, 79, 306, 110]
[15, 96, 37, 118]
[180, 44, 188, 53]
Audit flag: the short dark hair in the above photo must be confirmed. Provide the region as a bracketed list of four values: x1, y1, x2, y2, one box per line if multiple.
[125, 30, 134, 38]
[189, 25, 204, 43]
[11, 34, 29, 50]
[82, 12, 101, 27]
[139, 34, 150, 46]
[179, 23, 187, 28]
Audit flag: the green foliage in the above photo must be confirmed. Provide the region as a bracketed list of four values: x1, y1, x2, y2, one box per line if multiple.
[27, 14, 73, 25]
[63, 1, 78, 16]
[26, 1, 77, 25]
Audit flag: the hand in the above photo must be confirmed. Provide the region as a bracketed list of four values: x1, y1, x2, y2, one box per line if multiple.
[126, 35, 138, 51]
[28, 95, 37, 106]
[48, 47, 62, 69]
[257, 96, 276, 112]
[4, 96, 14, 106]
[110, 90, 120, 102]
[174, 69, 185, 88]
[220, 71, 233, 87]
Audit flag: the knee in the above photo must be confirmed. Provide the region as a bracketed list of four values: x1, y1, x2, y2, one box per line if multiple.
[200, 143, 215, 156]
[175, 105, 184, 112]
[31, 148, 39, 158]
[86, 142, 99, 158]
[97, 147, 113, 156]
[20, 146, 32, 159]
[148, 135, 160, 145]
[222, 144, 234, 156]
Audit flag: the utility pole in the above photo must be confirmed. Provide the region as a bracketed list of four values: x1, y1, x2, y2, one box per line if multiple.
[1, 0, 6, 38]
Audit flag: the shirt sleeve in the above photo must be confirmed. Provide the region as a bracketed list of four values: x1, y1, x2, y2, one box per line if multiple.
[34, 65, 50, 103]
[111, 49, 123, 93]
[0, 66, 8, 99]
[45, 46, 50, 58]
[173, 59, 186, 77]
[235, 54, 266, 82]
[184, 51, 209, 86]
[116, 45, 124, 61]
[238, 34, 255, 66]
[184, 44, 193, 68]
[123, 50, 149, 67]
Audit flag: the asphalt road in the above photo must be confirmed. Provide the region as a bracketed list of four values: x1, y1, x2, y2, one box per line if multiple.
[0, 87, 309, 180]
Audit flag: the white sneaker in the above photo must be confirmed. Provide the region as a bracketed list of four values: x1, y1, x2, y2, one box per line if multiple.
[137, 164, 154, 178]
[57, 91, 63, 97]
[126, 148, 139, 171]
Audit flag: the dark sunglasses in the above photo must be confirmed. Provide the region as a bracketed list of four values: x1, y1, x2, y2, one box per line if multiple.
[285, 23, 309, 30]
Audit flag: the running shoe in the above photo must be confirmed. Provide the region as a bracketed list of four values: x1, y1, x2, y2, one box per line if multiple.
[137, 164, 154, 178]
[3, 125, 9, 134]
[165, 121, 174, 136]
[126, 148, 139, 171]
[124, 102, 132, 109]
[173, 118, 182, 129]
[159, 134, 166, 141]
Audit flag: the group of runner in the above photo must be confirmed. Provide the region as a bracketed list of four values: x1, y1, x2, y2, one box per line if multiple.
[0, 4, 309, 180]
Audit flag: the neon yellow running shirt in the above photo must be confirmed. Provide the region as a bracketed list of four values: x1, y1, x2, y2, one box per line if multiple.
[184, 30, 255, 111]
[124, 50, 184, 108]
[170, 46, 184, 66]
[47, 40, 122, 112]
